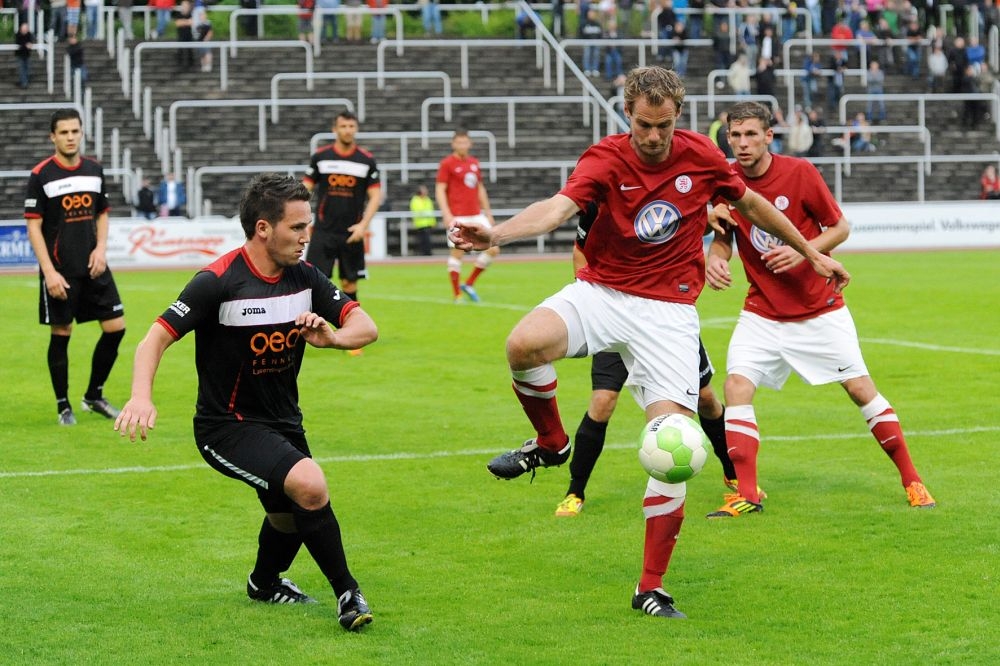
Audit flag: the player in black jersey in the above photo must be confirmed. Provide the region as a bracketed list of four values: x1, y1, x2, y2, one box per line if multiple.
[114, 174, 379, 632]
[303, 110, 381, 305]
[25, 108, 126, 426]
[553, 201, 763, 518]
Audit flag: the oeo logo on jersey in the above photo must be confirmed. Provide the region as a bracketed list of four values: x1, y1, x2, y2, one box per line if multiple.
[634, 201, 682, 244]
[749, 224, 785, 254]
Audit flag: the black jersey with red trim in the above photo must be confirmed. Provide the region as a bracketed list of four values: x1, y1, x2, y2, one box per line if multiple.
[24, 155, 110, 278]
[303, 144, 380, 234]
[156, 247, 358, 429]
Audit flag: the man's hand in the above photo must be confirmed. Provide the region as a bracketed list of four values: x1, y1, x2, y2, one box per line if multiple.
[761, 244, 804, 274]
[346, 223, 367, 244]
[44, 269, 71, 300]
[707, 204, 736, 236]
[705, 253, 733, 291]
[114, 398, 157, 442]
[809, 254, 851, 293]
[88, 247, 107, 279]
[296, 311, 337, 348]
[448, 219, 493, 251]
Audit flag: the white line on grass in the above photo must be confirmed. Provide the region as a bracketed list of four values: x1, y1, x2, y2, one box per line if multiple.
[3, 425, 998, 480]
[860, 338, 1000, 356]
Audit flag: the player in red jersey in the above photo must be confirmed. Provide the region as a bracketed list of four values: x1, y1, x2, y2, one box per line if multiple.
[449, 67, 850, 619]
[436, 129, 498, 303]
[705, 101, 935, 517]
[115, 174, 379, 631]
[25, 108, 126, 426]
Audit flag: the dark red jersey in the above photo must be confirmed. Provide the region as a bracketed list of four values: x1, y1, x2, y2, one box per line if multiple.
[436, 153, 484, 216]
[725, 153, 845, 321]
[561, 131, 746, 303]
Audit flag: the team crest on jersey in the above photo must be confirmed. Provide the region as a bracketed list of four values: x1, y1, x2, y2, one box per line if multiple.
[634, 201, 682, 244]
[774, 195, 790, 210]
[749, 224, 785, 254]
[674, 175, 692, 193]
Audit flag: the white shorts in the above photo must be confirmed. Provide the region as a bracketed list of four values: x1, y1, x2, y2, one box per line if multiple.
[540, 280, 700, 411]
[726, 308, 870, 391]
[447, 213, 490, 249]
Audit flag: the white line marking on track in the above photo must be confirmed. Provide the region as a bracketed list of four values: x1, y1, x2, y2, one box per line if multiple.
[2, 426, 997, 479]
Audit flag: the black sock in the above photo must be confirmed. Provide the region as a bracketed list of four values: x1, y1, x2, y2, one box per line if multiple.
[700, 406, 735, 480]
[249, 517, 303, 588]
[292, 501, 357, 597]
[48, 334, 70, 413]
[567, 412, 608, 500]
[86, 329, 125, 400]
[344, 290, 358, 305]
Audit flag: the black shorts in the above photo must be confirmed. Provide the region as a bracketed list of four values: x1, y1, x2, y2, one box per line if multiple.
[306, 230, 367, 283]
[590, 340, 715, 392]
[39, 269, 124, 326]
[195, 420, 311, 514]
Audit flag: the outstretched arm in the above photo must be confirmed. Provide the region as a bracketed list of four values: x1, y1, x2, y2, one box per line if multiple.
[114, 322, 176, 442]
[448, 193, 579, 251]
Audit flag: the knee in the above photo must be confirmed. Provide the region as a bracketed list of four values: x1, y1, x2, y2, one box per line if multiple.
[588, 390, 619, 422]
[505, 332, 543, 370]
[284, 460, 329, 510]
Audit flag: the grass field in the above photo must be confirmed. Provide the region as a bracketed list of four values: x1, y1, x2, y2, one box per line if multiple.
[1, 250, 998, 665]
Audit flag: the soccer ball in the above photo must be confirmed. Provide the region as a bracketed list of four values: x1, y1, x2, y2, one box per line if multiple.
[637, 414, 711, 484]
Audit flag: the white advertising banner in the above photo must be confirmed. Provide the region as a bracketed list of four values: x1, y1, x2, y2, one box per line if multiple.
[839, 202, 1000, 251]
[105, 217, 247, 269]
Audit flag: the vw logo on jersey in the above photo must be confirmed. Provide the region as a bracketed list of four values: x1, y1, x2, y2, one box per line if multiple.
[634, 201, 682, 244]
[749, 224, 785, 254]
[774, 195, 790, 210]
[463, 172, 478, 189]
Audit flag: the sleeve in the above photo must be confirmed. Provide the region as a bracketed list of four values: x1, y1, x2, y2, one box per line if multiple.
[155, 270, 220, 340]
[24, 171, 44, 219]
[435, 157, 449, 185]
[303, 151, 320, 187]
[712, 154, 747, 203]
[96, 164, 110, 215]
[367, 156, 380, 190]
[310, 266, 360, 327]
[801, 162, 843, 227]
[558, 147, 605, 211]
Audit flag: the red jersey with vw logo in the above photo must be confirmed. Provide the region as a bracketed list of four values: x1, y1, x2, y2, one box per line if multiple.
[155, 247, 358, 428]
[561, 130, 745, 303]
[724, 152, 845, 321]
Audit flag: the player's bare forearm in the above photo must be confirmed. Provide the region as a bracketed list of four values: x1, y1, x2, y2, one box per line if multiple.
[488, 194, 578, 247]
[705, 232, 734, 290]
[115, 323, 173, 441]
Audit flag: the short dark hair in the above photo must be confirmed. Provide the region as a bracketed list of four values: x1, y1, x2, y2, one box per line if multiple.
[50, 108, 82, 133]
[238, 173, 311, 239]
[336, 110, 358, 123]
[726, 101, 773, 128]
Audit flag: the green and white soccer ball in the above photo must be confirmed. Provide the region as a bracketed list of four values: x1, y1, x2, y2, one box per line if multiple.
[637, 413, 711, 484]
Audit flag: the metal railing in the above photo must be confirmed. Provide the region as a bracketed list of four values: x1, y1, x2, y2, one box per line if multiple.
[420, 95, 602, 149]
[838, 92, 1000, 142]
[375, 38, 552, 90]
[269, 70, 453, 124]
[165, 97, 355, 157]
[131, 41, 313, 118]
